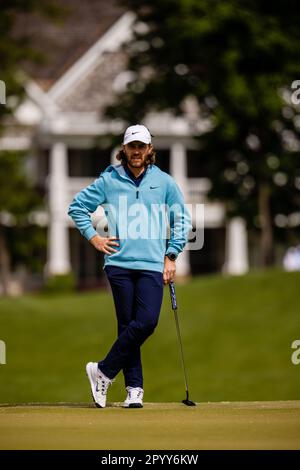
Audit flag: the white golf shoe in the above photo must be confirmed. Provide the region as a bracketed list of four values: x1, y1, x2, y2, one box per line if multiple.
[86, 362, 113, 408]
[123, 386, 144, 408]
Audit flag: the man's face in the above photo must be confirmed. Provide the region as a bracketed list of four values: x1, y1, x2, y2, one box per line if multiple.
[123, 141, 153, 169]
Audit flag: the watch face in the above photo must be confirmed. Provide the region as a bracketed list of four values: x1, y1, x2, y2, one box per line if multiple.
[168, 253, 176, 261]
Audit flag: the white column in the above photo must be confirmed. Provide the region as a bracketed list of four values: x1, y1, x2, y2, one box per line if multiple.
[170, 142, 187, 195]
[170, 142, 190, 277]
[47, 142, 71, 275]
[225, 217, 249, 275]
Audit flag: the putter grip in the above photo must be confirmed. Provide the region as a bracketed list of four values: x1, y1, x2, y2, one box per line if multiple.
[169, 281, 178, 310]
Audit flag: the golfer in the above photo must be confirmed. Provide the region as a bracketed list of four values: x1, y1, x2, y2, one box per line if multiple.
[68, 124, 191, 408]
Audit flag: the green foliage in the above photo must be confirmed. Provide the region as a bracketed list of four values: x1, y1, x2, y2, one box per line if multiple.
[43, 273, 76, 294]
[0, 151, 42, 219]
[0, 3, 67, 283]
[7, 226, 47, 273]
[0, 0, 67, 125]
[0, 151, 45, 277]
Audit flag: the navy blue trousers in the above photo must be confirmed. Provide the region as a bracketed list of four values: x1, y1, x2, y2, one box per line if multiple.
[98, 266, 164, 388]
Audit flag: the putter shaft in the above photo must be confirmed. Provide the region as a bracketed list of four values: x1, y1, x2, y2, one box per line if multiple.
[169, 282, 196, 405]
[173, 307, 189, 398]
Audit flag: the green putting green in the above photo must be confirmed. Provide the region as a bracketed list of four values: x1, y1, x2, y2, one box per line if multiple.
[0, 401, 300, 449]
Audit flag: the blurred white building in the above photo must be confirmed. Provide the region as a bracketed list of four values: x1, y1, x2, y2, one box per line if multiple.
[0, 1, 249, 289]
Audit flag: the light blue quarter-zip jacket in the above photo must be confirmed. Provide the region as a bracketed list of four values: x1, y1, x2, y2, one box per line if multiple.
[68, 163, 192, 273]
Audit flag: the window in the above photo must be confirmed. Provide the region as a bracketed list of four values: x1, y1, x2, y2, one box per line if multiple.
[187, 149, 211, 178]
[189, 228, 226, 274]
[68, 148, 111, 177]
[155, 149, 170, 174]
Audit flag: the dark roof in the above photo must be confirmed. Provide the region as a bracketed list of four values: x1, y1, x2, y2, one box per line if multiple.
[14, 0, 125, 90]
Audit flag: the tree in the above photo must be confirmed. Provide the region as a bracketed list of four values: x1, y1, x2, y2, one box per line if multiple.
[0, 0, 64, 124]
[0, 151, 44, 294]
[0, 1, 65, 294]
[108, 0, 300, 266]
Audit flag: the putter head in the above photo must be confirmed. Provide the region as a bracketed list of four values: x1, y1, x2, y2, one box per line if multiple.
[182, 399, 196, 406]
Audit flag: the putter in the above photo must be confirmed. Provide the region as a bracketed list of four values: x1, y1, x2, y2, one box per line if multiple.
[169, 281, 196, 406]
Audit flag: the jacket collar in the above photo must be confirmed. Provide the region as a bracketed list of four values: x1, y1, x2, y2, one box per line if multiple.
[111, 163, 153, 180]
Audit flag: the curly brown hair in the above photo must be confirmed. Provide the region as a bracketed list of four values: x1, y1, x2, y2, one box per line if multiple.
[115, 147, 156, 166]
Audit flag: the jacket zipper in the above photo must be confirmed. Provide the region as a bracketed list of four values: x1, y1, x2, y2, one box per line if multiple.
[112, 165, 152, 200]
